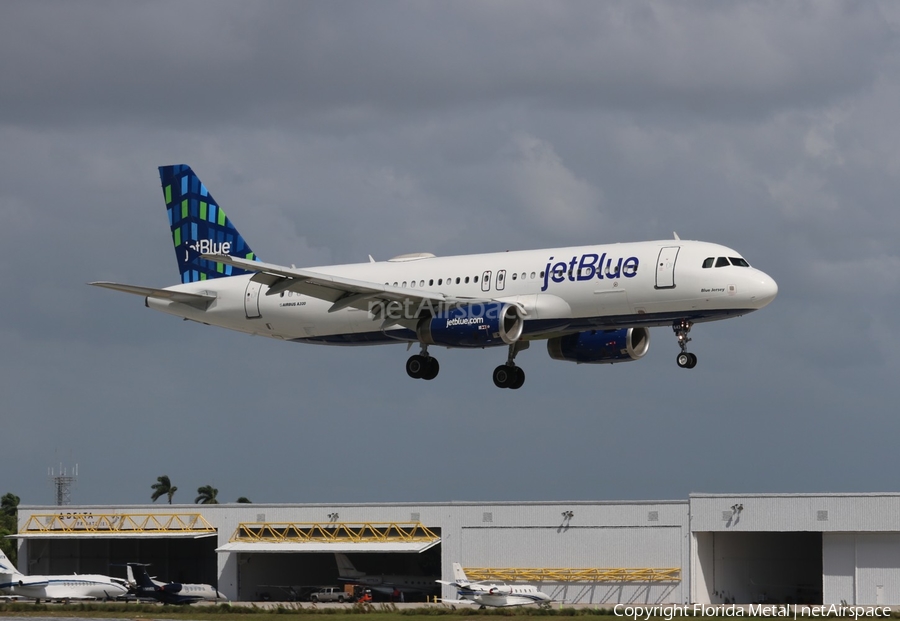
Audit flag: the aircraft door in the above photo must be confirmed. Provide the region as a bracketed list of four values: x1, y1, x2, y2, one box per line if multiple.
[496, 270, 506, 291]
[481, 271, 492, 292]
[244, 281, 262, 318]
[655, 246, 680, 289]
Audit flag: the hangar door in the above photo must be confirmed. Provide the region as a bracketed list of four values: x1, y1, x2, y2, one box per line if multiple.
[824, 533, 900, 605]
[460, 526, 683, 605]
[217, 521, 441, 602]
[693, 531, 822, 605]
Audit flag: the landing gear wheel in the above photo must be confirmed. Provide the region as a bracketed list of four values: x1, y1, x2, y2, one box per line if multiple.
[422, 357, 440, 380]
[406, 355, 427, 379]
[493, 365, 525, 388]
[673, 319, 697, 370]
[493, 365, 516, 388]
[509, 367, 525, 390]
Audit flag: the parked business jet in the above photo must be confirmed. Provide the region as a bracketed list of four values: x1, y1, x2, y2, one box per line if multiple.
[92, 165, 777, 388]
[438, 563, 551, 608]
[335, 553, 438, 597]
[126, 563, 225, 604]
[0, 550, 128, 601]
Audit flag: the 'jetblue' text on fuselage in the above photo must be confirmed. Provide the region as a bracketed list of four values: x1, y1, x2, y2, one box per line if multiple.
[541, 253, 639, 291]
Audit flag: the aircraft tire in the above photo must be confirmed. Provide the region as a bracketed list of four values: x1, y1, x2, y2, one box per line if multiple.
[422, 357, 440, 380]
[686, 353, 698, 368]
[492, 365, 515, 388]
[406, 355, 427, 379]
[509, 367, 525, 389]
[677, 352, 691, 368]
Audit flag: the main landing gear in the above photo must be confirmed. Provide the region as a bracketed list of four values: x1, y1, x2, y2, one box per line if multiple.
[673, 319, 698, 369]
[493, 342, 529, 389]
[406, 346, 440, 380]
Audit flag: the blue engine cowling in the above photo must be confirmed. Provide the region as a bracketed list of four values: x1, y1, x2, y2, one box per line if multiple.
[417, 302, 524, 348]
[547, 327, 650, 364]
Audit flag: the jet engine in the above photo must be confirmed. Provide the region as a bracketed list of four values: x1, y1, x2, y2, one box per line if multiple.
[547, 327, 650, 364]
[417, 302, 524, 348]
[488, 585, 513, 595]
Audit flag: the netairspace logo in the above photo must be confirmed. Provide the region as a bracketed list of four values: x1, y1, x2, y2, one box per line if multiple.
[613, 604, 892, 620]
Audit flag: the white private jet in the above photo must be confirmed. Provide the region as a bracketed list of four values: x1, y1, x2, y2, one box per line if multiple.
[438, 563, 551, 608]
[92, 165, 777, 389]
[0, 550, 128, 602]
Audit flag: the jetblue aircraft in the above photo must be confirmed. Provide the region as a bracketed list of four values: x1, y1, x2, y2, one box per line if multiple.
[0, 550, 128, 602]
[92, 165, 777, 389]
[438, 563, 551, 608]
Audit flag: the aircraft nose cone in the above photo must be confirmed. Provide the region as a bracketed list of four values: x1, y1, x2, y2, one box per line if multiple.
[753, 272, 778, 307]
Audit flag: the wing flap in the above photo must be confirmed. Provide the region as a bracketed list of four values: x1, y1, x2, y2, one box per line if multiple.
[89, 282, 216, 310]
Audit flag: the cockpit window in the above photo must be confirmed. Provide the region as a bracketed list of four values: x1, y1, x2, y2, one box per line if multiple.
[729, 257, 750, 267]
[702, 257, 714, 268]
[715, 257, 730, 268]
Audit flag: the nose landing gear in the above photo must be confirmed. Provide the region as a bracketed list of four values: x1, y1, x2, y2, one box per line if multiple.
[673, 319, 697, 369]
[406, 345, 440, 380]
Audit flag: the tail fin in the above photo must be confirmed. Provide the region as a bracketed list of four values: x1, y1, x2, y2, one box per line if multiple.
[127, 563, 157, 589]
[452, 563, 469, 585]
[158, 165, 260, 284]
[334, 553, 364, 578]
[0, 549, 21, 576]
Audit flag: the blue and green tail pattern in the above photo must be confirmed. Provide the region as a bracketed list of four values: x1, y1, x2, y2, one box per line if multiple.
[159, 165, 259, 283]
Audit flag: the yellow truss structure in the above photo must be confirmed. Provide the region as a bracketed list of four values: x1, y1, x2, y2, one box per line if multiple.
[230, 521, 439, 543]
[462, 567, 681, 583]
[20, 512, 216, 535]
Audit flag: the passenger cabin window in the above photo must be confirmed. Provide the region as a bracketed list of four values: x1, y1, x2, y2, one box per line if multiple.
[729, 257, 750, 267]
[702, 257, 714, 268]
[715, 257, 730, 268]
[465, 276, 470, 283]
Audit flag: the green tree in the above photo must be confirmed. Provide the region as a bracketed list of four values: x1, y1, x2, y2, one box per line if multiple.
[151, 475, 178, 504]
[236, 497, 251, 503]
[0, 492, 19, 566]
[195, 485, 219, 504]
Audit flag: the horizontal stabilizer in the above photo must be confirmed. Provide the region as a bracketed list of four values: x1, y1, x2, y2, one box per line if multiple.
[89, 282, 215, 310]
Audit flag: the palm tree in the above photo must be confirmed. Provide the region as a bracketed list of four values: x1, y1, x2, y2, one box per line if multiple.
[195, 485, 219, 504]
[151, 475, 178, 504]
[236, 497, 251, 503]
[1, 493, 19, 517]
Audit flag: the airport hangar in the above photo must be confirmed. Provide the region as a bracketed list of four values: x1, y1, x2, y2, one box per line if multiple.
[11, 493, 900, 605]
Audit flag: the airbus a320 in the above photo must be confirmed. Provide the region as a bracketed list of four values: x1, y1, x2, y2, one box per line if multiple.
[92, 165, 778, 389]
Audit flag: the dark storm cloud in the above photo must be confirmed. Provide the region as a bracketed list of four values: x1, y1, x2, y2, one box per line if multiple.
[1, 1, 899, 506]
[1, 2, 891, 129]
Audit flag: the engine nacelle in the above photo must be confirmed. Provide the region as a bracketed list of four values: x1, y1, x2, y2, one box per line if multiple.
[547, 327, 650, 364]
[488, 585, 512, 595]
[417, 302, 524, 348]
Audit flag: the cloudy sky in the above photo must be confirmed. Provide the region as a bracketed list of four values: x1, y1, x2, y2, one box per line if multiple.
[2, 1, 899, 508]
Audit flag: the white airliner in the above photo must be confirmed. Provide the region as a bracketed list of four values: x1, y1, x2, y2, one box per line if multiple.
[0, 550, 128, 602]
[438, 563, 551, 608]
[92, 165, 777, 389]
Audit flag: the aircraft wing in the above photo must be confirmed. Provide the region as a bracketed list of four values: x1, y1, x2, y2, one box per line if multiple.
[89, 282, 216, 310]
[204, 254, 506, 314]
